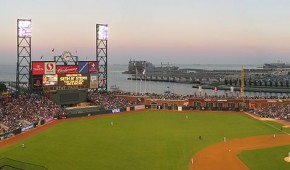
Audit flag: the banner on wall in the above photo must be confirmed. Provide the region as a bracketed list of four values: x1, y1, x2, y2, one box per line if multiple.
[78, 61, 89, 74]
[90, 74, 98, 88]
[32, 62, 45, 75]
[134, 105, 145, 110]
[21, 123, 34, 132]
[44, 62, 56, 74]
[111, 108, 121, 113]
[56, 65, 78, 74]
[89, 62, 98, 73]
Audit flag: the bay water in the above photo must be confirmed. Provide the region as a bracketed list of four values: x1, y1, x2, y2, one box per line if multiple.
[1, 64, 289, 97]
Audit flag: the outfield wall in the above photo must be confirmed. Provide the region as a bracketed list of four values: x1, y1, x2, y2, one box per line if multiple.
[117, 95, 290, 111]
[2, 94, 290, 141]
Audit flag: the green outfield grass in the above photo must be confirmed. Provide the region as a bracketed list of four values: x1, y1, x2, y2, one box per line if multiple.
[0, 110, 286, 169]
[239, 144, 290, 170]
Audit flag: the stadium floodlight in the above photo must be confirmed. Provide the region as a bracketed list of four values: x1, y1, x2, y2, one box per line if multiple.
[97, 24, 108, 40]
[18, 19, 32, 37]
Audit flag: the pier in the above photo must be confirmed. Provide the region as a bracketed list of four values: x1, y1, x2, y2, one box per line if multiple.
[127, 68, 278, 84]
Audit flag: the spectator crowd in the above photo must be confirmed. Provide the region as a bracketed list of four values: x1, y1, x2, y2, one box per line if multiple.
[253, 104, 290, 120]
[88, 91, 141, 110]
[1, 90, 290, 135]
[0, 93, 64, 134]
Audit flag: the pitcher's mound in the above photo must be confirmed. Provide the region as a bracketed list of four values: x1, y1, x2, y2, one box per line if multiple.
[284, 157, 290, 162]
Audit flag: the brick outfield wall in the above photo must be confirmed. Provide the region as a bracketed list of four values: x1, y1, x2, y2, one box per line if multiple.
[117, 95, 290, 109]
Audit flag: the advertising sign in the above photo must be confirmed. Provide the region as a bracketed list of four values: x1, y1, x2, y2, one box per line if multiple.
[32, 62, 44, 75]
[89, 62, 98, 73]
[56, 65, 78, 74]
[32, 75, 43, 89]
[45, 62, 56, 74]
[111, 108, 120, 113]
[90, 74, 98, 89]
[58, 74, 88, 86]
[78, 61, 89, 74]
[134, 105, 145, 110]
[21, 123, 34, 132]
[43, 75, 58, 86]
[44, 116, 54, 123]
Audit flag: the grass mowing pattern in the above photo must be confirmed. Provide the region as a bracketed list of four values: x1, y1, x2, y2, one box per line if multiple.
[0, 111, 285, 170]
[0, 157, 48, 170]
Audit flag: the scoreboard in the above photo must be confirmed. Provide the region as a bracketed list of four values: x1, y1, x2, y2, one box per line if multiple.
[31, 61, 98, 91]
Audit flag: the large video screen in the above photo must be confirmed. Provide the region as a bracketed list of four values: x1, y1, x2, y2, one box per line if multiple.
[43, 75, 58, 86]
[32, 60, 99, 90]
[58, 74, 89, 86]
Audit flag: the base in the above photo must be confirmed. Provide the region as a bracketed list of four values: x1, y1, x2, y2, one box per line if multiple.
[284, 157, 290, 162]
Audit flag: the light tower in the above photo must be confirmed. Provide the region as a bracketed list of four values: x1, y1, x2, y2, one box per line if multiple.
[96, 24, 108, 91]
[16, 19, 32, 93]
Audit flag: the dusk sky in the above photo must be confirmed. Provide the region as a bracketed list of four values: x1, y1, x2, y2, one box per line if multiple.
[1, 0, 290, 65]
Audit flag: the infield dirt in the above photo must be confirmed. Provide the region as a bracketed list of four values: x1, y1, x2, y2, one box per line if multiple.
[190, 112, 290, 170]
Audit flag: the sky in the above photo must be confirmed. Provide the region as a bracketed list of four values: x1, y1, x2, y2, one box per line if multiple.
[1, 0, 290, 65]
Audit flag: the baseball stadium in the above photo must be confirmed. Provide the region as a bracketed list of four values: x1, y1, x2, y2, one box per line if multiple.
[0, 20, 290, 170]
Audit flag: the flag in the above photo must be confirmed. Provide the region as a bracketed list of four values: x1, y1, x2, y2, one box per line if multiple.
[214, 86, 218, 93]
[230, 86, 234, 92]
[198, 85, 202, 92]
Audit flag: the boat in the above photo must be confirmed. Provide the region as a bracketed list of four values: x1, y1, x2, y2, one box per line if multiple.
[110, 85, 121, 92]
[122, 59, 179, 74]
[164, 86, 171, 94]
[263, 62, 290, 69]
